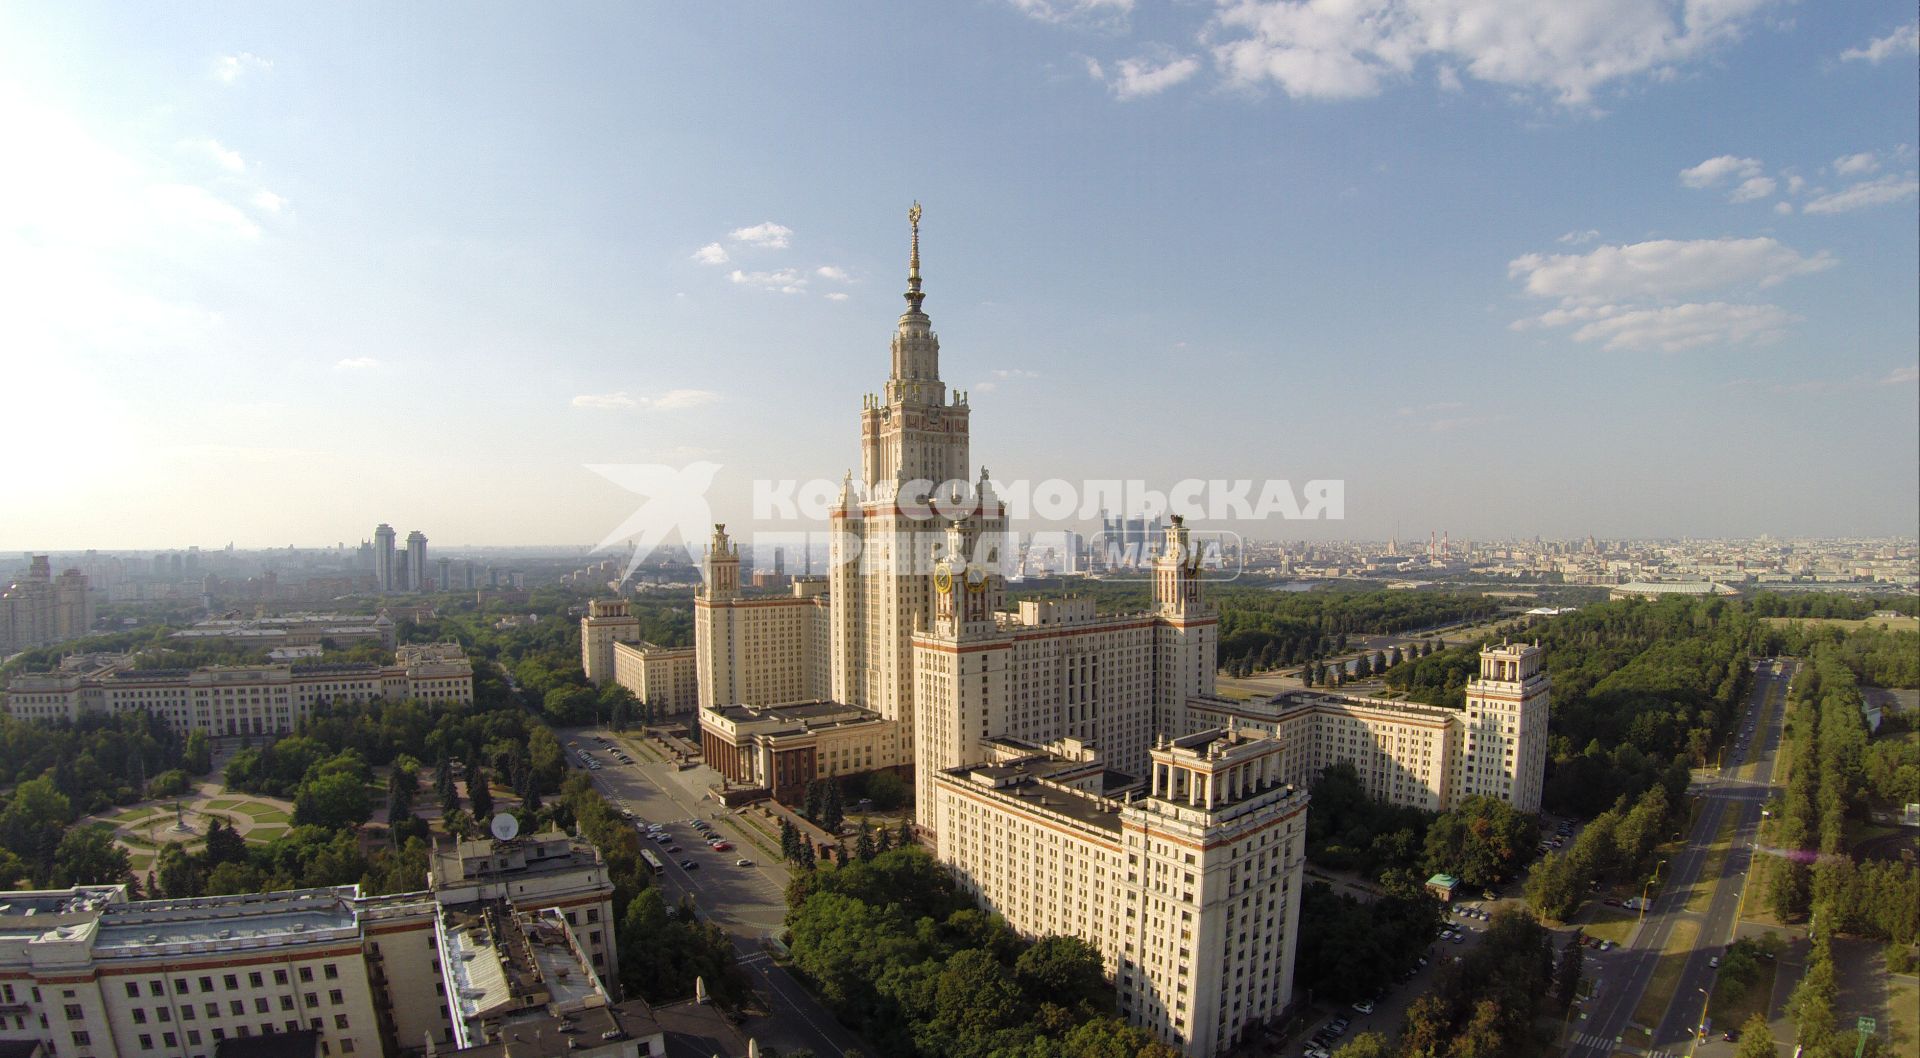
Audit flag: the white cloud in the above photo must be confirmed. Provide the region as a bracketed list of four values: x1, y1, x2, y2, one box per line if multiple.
[1882, 365, 1919, 385]
[1507, 237, 1834, 305]
[1509, 234, 1834, 353]
[1544, 302, 1799, 351]
[1557, 229, 1600, 245]
[1679, 154, 1763, 188]
[252, 189, 286, 213]
[1101, 53, 1203, 99]
[334, 357, 382, 370]
[729, 222, 793, 249]
[145, 183, 260, 240]
[1436, 64, 1463, 92]
[650, 388, 720, 410]
[572, 392, 636, 409]
[1832, 152, 1879, 177]
[1773, 201, 1793, 215]
[1209, 0, 1783, 107]
[1010, 0, 1133, 25]
[1802, 174, 1920, 214]
[1728, 175, 1776, 203]
[975, 368, 1041, 392]
[691, 242, 730, 265]
[727, 268, 807, 293]
[1841, 21, 1918, 63]
[182, 137, 247, 174]
[1785, 173, 1806, 193]
[212, 52, 271, 84]
[824, 292, 851, 301]
[815, 265, 850, 280]
[572, 389, 719, 411]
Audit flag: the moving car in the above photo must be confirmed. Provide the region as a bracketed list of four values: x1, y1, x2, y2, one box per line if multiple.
[679, 859, 698, 870]
[735, 858, 753, 866]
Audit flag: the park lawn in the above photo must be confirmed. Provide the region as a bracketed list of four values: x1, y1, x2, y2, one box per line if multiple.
[1576, 905, 1639, 947]
[245, 825, 289, 844]
[1631, 919, 1701, 1032]
[1887, 971, 1918, 1058]
[232, 802, 291, 824]
[205, 798, 242, 810]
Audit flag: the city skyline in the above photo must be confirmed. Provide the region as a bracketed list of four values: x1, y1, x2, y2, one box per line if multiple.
[2, 3, 1916, 552]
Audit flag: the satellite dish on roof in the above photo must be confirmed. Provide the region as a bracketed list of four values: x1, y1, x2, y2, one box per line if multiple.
[490, 812, 520, 842]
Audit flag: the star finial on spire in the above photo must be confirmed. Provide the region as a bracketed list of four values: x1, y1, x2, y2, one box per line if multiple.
[905, 201, 925, 313]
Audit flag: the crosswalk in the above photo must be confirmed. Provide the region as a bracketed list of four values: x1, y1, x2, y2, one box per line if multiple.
[1567, 1035, 1677, 1058]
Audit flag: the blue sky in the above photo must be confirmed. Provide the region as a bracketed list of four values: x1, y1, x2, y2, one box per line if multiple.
[1, 1, 1915, 550]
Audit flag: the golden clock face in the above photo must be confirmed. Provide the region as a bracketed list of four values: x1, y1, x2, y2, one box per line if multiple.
[934, 563, 953, 594]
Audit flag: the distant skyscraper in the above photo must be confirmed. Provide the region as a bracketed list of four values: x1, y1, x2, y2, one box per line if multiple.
[406, 531, 428, 592]
[373, 524, 397, 593]
[437, 556, 451, 592]
[394, 552, 410, 593]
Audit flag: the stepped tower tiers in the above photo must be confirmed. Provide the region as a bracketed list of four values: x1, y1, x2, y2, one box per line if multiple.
[1461, 639, 1550, 813]
[833, 205, 1004, 765]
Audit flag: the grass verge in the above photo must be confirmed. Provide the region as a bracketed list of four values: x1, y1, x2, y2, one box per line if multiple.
[1685, 812, 1742, 914]
[1632, 919, 1701, 1031]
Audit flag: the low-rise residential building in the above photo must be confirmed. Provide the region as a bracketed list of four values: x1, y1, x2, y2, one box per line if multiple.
[1, 645, 474, 736]
[698, 700, 904, 803]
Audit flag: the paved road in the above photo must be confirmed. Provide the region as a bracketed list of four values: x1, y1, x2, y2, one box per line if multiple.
[560, 727, 875, 1058]
[1569, 659, 1793, 1058]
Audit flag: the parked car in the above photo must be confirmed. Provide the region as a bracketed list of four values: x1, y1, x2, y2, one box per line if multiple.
[680, 860, 698, 870]
[1353, 1000, 1375, 1014]
[735, 858, 753, 866]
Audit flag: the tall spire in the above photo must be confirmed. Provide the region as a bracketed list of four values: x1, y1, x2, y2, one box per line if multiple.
[905, 201, 925, 314]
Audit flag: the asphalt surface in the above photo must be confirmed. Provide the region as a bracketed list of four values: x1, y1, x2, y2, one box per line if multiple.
[559, 727, 875, 1058]
[1568, 659, 1794, 1058]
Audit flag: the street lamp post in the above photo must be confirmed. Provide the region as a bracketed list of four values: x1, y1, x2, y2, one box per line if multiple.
[1640, 859, 1668, 926]
[1686, 986, 1711, 1057]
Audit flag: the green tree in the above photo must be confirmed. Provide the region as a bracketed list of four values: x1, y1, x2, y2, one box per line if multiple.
[205, 860, 266, 895]
[183, 729, 212, 774]
[1332, 1033, 1393, 1058]
[1731, 1014, 1776, 1058]
[1554, 931, 1584, 1009]
[1423, 795, 1536, 887]
[293, 770, 372, 830]
[203, 816, 249, 866]
[467, 761, 494, 820]
[51, 825, 130, 886]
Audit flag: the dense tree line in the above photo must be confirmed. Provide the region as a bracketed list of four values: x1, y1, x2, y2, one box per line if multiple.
[783, 848, 1180, 1058]
[1761, 649, 1920, 946]
[1215, 589, 1502, 676]
[1389, 907, 1556, 1058]
[1524, 784, 1676, 921]
[1304, 763, 1538, 889]
[1295, 879, 1444, 1004]
[1748, 594, 1918, 619]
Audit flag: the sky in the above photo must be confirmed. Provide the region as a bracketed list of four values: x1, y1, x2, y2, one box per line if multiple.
[1, 1, 1915, 551]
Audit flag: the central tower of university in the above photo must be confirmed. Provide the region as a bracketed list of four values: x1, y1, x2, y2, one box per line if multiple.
[830, 203, 1005, 780]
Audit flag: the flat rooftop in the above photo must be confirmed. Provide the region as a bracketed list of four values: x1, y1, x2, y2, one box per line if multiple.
[944, 756, 1125, 835]
[94, 888, 360, 956]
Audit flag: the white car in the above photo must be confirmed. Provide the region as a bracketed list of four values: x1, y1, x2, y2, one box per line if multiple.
[735, 858, 753, 866]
